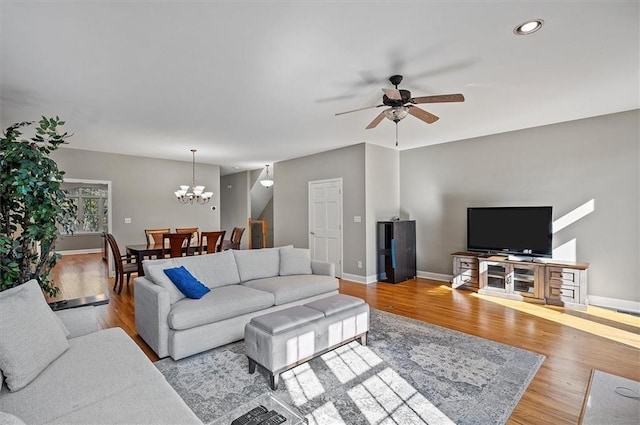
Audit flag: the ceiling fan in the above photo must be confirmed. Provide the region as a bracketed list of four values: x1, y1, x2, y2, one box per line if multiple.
[335, 74, 465, 145]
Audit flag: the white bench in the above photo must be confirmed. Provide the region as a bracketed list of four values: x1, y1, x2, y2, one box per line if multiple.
[244, 294, 369, 389]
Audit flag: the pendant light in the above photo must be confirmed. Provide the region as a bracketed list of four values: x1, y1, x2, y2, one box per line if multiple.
[260, 164, 274, 188]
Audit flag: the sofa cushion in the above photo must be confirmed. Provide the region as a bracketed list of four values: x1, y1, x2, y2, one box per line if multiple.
[0, 280, 70, 392]
[0, 411, 26, 425]
[144, 251, 241, 304]
[164, 266, 210, 299]
[144, 259, 186, 304]
[0, 327, 201, 425]
[233, 247, 281, 282]
[242, 275, 339, 305]
[168, 285, 275, 330]
[279, 246, 312, 276]
[176, 250, 241, 289]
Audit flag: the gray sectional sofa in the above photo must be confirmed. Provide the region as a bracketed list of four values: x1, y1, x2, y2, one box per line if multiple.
[134, 246, 339, 360]
[0, 280, 201, 425]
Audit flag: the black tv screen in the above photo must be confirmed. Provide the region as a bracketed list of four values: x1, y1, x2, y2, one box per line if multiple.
[467, 206, 553, 257]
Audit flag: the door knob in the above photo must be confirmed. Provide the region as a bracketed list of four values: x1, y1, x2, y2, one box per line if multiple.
[310, 231, 315, 235]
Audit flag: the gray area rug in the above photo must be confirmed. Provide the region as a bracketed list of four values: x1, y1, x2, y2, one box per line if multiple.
[156, 309, 544, 424]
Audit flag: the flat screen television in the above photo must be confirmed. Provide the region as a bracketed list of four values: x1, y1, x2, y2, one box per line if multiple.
[467, 206, 553, 258]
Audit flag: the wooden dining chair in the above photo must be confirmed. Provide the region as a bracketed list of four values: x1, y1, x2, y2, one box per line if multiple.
[231, 227, 245, 249]
[176, 227, 199, 247]
[200, 231, 226, 254]
[222, 227, 245, 250]
[104, 233, 138, 294]
[162, 233, 192, 258]
[145, 228, 170, 246]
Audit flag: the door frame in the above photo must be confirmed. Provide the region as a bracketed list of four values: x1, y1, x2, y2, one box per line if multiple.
[62, 178, 113, 276]
[308, 178, 343, 277]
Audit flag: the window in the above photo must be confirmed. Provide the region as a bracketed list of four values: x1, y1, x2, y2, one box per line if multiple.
[61, 185, 108, 234]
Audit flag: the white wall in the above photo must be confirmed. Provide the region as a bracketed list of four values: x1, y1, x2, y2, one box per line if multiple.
[400, 110, 639, 303]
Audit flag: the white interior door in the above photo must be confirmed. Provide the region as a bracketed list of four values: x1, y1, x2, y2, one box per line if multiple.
[309, 179, 343, 277]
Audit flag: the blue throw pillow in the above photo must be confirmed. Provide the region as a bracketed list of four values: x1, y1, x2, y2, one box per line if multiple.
[163, 266, 210, 299]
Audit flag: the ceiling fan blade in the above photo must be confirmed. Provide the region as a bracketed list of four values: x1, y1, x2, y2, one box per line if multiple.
[411, 93, 465, 104]
[382, 88, 402, 100]
[407, 105, 439, 124]
[366, 111, 386, 129]
[335, 104, 383, 116]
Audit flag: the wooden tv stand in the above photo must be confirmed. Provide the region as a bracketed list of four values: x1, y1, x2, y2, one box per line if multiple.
[451, 252, 589, 310]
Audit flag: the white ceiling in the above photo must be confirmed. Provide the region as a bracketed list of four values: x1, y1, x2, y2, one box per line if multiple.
[2, 1, 638, 175]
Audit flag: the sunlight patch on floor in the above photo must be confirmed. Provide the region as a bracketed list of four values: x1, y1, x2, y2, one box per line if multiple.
[306, 401, 347, 425]
[322, 341, 383, 384]
[472, 293, 640, 349]
[348, 367, 455, 425]
[583, 305, 640, 327]
[284, 341, 454, 424]
[282, 363, 325, 407]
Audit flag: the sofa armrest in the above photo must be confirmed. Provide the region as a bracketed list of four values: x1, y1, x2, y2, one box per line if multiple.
[311, 260, 335, 278]
[54, 306, 98, 338]
[134, 276, 172, 358]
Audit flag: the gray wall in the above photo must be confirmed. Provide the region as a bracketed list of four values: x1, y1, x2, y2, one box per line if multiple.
[365, 144, 400, 279]
[400, 110, 639, 302]
[57, 234, 103, 251]
[220, 171, 250, 249]
[274, 144, 366, 276]
[51, 148, 220, 252]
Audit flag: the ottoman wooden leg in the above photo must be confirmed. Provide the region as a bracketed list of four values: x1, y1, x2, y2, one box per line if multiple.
[359, 332, 367, 346]
[270, 373, 279, 390]
[248, 357, 256, 374]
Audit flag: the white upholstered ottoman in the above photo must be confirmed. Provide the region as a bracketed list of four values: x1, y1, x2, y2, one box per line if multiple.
[244, 294, 369, 389]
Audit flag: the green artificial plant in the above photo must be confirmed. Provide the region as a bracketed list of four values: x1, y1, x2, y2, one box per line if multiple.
[0, 117, 76, 296]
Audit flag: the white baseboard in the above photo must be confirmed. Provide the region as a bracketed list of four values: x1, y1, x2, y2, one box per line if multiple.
[588, 295, 640, 314]
[343, 271, 452, 284]
[341, 273, 377, 285]
[417, 270, 452, 282]
[57, 248, 103, 256]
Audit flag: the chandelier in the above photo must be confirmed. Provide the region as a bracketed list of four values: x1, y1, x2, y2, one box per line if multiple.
[175, 149, 213, 204]
[260, 164, 274, 188]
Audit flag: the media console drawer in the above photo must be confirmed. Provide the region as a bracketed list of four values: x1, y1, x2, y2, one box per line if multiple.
[545, 265, 588, 308]
[451, 253, 479, 290]
[549, 268, 577, 284]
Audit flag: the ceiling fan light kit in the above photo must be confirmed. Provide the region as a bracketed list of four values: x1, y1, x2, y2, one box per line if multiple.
[175, 149, 214, 204]
[335, 74, 465, 146]
[384, 106, 409, 122]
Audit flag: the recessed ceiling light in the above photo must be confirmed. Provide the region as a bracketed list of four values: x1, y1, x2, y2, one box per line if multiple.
[514, 19, 544, 35]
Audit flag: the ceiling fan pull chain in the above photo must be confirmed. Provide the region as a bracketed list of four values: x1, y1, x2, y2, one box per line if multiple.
[395, 121, 399, 147]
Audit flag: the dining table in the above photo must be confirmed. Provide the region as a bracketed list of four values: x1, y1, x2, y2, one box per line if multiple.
[126, 243, 206, 276]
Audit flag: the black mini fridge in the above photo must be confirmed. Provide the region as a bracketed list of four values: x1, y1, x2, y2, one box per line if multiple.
[377, 220, 416, 283]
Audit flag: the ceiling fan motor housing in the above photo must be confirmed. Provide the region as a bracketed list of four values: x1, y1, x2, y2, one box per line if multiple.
[383, 89, 412, 106]
[389, 74, 403, 87]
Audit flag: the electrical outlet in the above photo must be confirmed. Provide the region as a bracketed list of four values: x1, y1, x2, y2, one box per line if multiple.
[124, 218, 131, 224]
[357, 261, 363, 269]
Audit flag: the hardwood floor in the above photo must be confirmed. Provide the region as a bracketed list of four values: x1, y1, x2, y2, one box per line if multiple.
[51, 253, 639, 425]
